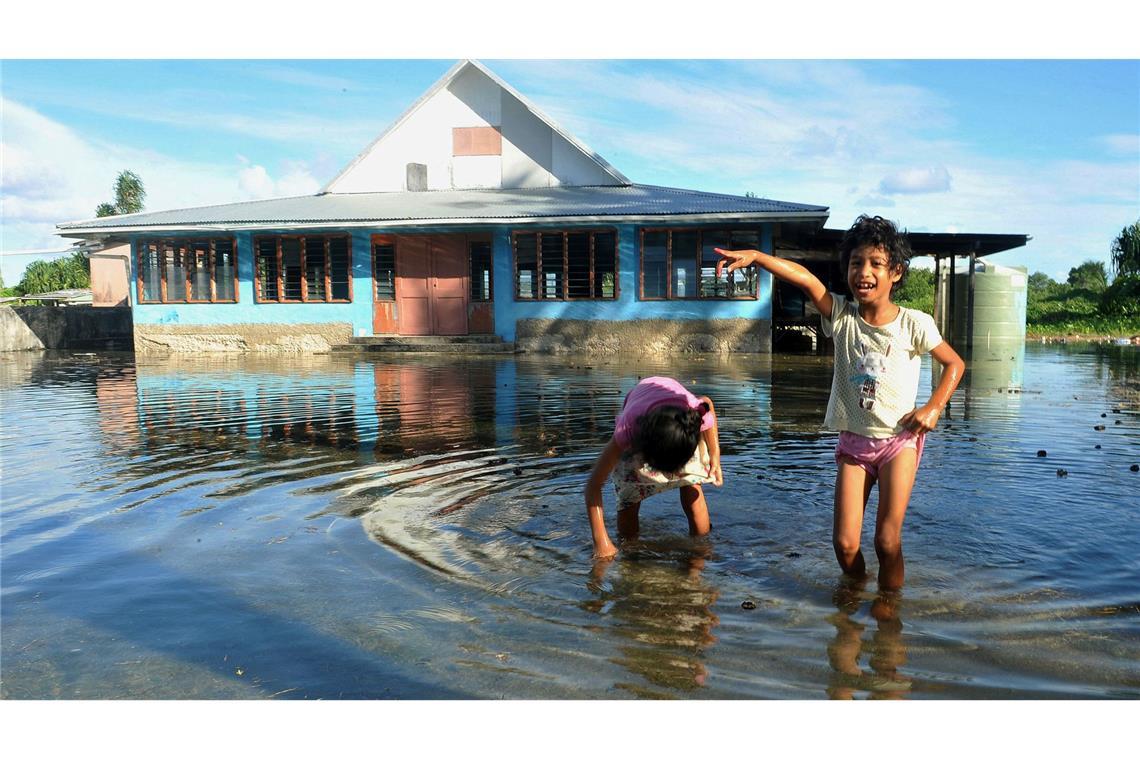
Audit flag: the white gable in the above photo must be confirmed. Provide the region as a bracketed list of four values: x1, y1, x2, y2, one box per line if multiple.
[324, 60, 628, 193]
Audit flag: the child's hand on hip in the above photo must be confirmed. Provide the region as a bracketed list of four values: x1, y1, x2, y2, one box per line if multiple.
[899, 403, 942, 433]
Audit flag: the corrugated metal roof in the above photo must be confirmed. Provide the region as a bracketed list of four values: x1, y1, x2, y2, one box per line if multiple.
[57, 184, 829, 235]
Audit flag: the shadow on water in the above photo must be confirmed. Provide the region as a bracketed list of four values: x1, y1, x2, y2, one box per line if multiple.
[2, 345, 1139, 698]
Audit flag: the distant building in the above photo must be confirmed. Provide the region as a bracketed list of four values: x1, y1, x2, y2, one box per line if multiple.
[57, 60, 1025, 354]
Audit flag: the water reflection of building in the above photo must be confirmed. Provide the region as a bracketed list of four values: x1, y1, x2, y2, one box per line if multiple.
[371, 359, 499, 456]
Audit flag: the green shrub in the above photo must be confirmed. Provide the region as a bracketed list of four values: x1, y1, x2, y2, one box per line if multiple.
[1101, 274, 1140, 317]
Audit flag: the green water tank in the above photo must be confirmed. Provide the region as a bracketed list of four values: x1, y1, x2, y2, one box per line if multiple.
[939, 260, 1027, 389]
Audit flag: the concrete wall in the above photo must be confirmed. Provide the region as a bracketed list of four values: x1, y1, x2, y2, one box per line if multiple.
[90, 243, 131, 307]
[134, 322, 351, 355]
[516, 318, 772, 354]
[1, 306, 133, 351]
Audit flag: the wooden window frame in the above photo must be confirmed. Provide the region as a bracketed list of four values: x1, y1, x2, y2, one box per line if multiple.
[253, 234, 353, 304]
[371, 235, 397, 303]
[510, 229, 619, 302]
[469, 238, 494, 303]
[136, 237, 239, 304]
[638, 228, 760, 301]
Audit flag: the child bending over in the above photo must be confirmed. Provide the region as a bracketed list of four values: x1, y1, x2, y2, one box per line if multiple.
[716, 215, 964, 590]
[585, 376, 723, 559]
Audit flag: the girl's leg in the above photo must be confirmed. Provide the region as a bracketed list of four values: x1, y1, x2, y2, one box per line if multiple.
[679, 484, 710, 536]
[833, 459, 875, 578]
[874, 448, 918, 591]
[617, 501, 641, 540]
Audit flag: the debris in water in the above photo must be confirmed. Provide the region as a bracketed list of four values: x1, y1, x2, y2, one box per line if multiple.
[1056, 469, 1068, 478]
[785, 551, 801, 558]
[741, 600, 757, 610]
[1094, 425, 1105, 431]
[1131, 464, 1139, 472]
[1037, 450, 1047, 457]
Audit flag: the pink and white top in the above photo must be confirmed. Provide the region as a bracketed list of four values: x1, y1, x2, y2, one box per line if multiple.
[613, 376, 715, 449]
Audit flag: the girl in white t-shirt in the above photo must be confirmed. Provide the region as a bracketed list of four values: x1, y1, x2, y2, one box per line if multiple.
[716, 215, 965, 591]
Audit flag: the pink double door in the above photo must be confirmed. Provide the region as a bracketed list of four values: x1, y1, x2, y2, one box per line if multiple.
[393, 235, 469, 336]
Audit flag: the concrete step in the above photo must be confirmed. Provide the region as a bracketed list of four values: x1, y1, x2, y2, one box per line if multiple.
[331, 336, 516, 354]
[348, 335, 506, 345]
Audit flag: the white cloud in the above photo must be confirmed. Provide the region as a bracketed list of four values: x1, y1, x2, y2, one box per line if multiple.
[878, 166, 953, 195]
[237, 158, 321, 199]
[0, 98, 323, 255]
[1097, 133, 1140, 156]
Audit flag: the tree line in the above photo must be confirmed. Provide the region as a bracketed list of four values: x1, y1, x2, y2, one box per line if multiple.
[893, 220, 1140, 336]
[2, 171, 146, 299]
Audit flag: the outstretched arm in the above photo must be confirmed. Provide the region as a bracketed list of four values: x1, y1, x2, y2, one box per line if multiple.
[715, 248, 833, 317]
[698, 396, 723, 486]
[899, 341, 965, 433]
[584, 437, 624, 558]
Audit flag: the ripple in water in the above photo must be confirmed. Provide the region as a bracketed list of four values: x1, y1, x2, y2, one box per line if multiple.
[1, 347, 1138, 699]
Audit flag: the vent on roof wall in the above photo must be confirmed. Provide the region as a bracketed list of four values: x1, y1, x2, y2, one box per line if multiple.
[406, 163, 428, 192]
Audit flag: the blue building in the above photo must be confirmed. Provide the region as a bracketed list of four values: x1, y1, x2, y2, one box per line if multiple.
[56, 60, 1022, 355]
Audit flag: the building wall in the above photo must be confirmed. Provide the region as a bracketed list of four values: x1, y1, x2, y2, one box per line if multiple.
[127, 222, 775, 354]
[491, 223, 775, 344]
[89, 243, 131, 307]
[329, 64, 618, 193]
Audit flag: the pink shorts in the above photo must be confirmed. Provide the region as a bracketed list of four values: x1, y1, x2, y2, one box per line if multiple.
[835, 430, 924, 478]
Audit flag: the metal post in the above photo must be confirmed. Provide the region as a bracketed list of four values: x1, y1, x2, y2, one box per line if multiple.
[948, 254, 957, 348]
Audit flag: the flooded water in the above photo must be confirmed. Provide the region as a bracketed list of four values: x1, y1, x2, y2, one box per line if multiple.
[2, 344, 1137, 699]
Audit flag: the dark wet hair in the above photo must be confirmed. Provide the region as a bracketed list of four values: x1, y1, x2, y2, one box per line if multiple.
[839, 214, 913, 294]
[634, 403, 706, 473]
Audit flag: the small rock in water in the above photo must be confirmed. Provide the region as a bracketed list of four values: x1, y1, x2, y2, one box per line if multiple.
[1101, 413, 1107, 418]
[513, 467, 523, 476]
[785, 551, 801, 558]
[1115, 420, 1122, 425]
[1094, 425, 1105, 431]
[1037, 450, 1047, 457]
[1056, 469, 1068, 478]
[1095, 445, 1102, 450]
[741, 600, 757, 610]
[756, 474, 764, 480]
[1131, 464, 1139, 472]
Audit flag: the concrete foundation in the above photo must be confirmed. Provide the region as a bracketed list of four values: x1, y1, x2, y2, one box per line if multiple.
[133, 322, 352, 354]
[515, 318, 772, 354]
[1, 306, 133, 351]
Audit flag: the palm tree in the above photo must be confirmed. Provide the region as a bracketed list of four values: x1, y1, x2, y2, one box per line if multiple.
[1110, 220, 1140, 278]
[95, 170, 146, 217]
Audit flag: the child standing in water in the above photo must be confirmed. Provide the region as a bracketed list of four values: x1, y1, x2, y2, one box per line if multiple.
[585, 376, 723, 558]
[716, 215, 965, 590]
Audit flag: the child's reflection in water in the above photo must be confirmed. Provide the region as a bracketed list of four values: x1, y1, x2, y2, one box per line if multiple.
[585, 541, 719, 694]
[826, 579, 911, 699]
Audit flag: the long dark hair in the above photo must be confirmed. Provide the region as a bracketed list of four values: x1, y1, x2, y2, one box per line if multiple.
[839, 214, 913, 294]
[633, 403, 706, 472]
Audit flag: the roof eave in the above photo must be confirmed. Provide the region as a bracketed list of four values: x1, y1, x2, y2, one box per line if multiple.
[57, 210, 828, 237]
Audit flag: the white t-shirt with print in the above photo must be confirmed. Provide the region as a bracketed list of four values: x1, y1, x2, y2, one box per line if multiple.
[820, 293, 943, 437]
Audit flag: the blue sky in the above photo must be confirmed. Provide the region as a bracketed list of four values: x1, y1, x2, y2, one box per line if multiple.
[2, 13, 1138, 287]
